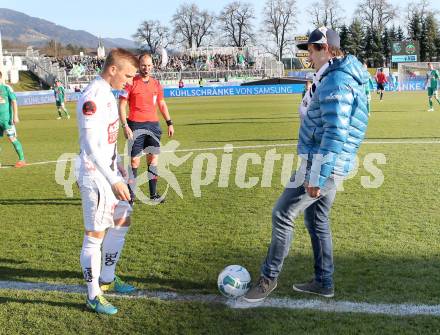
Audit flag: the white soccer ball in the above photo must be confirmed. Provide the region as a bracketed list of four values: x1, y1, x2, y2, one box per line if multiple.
[217, 265, 251, 298]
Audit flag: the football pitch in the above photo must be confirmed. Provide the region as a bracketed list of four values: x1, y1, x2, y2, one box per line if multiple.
[1, 91, 440, 334]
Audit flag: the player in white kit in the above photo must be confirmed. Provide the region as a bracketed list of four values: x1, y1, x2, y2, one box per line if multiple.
[75, 49, 138, 315]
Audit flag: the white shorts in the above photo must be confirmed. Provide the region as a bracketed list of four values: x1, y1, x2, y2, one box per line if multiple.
[78, 173, 132, 232]
[4, 124, 17, 138]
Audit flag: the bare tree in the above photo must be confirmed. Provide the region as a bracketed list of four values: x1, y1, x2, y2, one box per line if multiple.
[307, 0, 344, 29]
[194, 9, 216, 47]
[133, 20, 169, 54]
[405, 0, 438, 24]
[261, 0, 298, 60]
[355, 0, 397, 33]
[219, 1, 255, 47]
[171, 3, 215, 49]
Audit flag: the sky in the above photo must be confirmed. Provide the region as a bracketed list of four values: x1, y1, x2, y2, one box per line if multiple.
[1, 0, 440, 40]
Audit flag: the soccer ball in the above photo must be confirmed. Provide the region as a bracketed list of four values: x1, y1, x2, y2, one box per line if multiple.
[217, 265, 251, 298]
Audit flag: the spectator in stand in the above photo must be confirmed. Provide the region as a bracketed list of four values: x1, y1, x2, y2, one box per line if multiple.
[55, 52, 255, 89]
[149, 53, 250, 72]
[54, 55, 105, 76]
[178, 79, 184, 88]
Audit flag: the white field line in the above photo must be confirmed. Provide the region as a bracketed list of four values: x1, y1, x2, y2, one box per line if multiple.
[1, 140, 439, 169]
[0, 280, 439, 317]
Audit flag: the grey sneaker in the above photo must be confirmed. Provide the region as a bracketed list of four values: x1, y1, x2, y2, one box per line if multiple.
[242, 276, 277, 303]
[292, 279, 334, 298]
[150, 193, 165, 204]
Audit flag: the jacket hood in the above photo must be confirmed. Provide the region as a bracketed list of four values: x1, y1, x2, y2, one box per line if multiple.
[322, 55, 369, 86]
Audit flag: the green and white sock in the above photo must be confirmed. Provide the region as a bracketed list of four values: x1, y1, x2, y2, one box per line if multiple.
[12, 139, 24, 161]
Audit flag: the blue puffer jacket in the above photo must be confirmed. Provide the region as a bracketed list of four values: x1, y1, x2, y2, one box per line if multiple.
[298, 55, 369, 188]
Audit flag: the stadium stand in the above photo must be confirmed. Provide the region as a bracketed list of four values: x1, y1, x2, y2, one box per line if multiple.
[23, 46, 285, 90]
[53, 55, 104, 76]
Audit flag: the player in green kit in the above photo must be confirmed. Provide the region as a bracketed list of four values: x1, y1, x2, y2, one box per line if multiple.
[363, 63, 375, 115]
[425, 63, 440, 112]
[0, 71, 26, 168]
[54, 79, 70, 119]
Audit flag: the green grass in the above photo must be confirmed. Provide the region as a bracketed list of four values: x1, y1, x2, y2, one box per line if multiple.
[1, 91, 440, 333]
[10, 71, 50, 92]
[1, 290, 439, 335]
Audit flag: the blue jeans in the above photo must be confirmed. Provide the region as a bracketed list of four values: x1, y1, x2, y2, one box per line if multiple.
[261, 172, 338, 288]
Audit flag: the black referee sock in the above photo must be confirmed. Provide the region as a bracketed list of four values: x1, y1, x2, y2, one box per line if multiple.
[148, 165, 158, 197]
[131, 167, 138, 179]
[128, 167, 138, 200]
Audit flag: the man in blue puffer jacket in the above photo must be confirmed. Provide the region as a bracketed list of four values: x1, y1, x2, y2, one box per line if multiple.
[244, 27, 369, 302]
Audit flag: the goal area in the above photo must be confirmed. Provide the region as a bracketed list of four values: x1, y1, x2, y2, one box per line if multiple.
[398, 62, 440, 91]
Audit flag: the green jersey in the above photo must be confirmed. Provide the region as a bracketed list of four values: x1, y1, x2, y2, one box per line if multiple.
[364, 76, 375, 95]
[54, 85, 65, 102]
[0, 84, 15, 123]
[426, 69, 439, 89]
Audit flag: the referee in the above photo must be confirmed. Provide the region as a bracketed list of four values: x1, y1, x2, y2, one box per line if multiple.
[119, 53, 174, 203]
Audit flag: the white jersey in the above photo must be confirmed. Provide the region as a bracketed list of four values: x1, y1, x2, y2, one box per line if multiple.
[76, 76, 121, 185]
